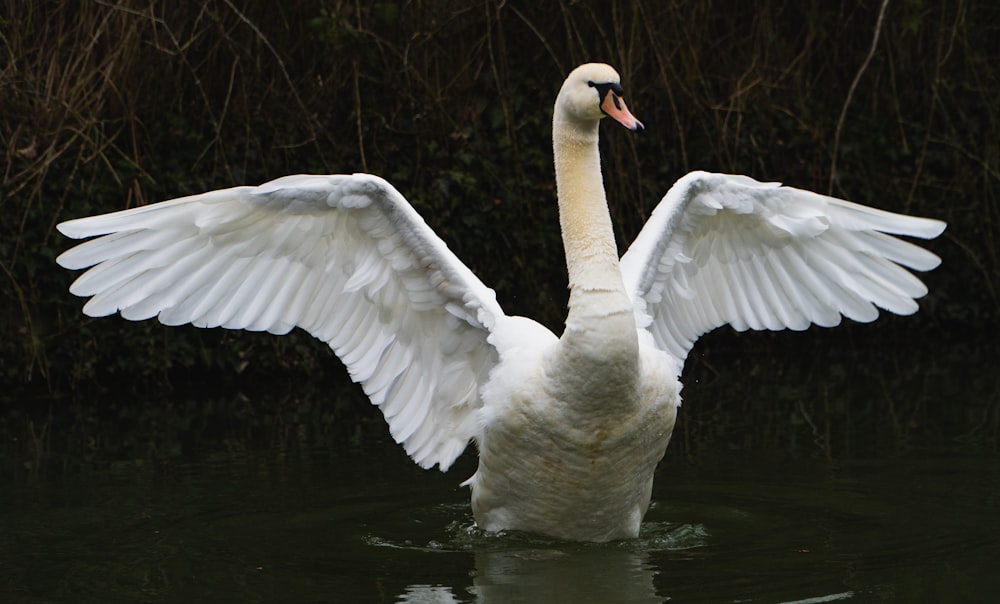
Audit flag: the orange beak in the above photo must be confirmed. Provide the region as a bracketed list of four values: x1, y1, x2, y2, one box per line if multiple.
[601, 92, 644, 132]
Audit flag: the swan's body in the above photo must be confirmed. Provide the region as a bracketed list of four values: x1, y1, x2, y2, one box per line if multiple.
[56, 64, 945, 542]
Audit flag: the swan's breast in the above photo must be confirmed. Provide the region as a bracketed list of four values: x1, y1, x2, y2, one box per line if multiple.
[469, 340, 679, 541]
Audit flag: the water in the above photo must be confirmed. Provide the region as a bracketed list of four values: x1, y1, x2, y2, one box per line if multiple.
[0, 438, 1000, 602]
[3, 431, 997, 602]
[3, 337, 999, 602]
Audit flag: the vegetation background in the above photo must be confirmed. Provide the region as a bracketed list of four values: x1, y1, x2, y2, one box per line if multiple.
[1, 1, 997, 462]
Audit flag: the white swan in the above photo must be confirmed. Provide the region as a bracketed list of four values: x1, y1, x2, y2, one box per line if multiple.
[56, 63, 946, 542]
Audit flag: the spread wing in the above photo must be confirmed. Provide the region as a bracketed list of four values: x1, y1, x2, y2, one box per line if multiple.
[57, 174, 506, 470]
[620, 171, 946, 363]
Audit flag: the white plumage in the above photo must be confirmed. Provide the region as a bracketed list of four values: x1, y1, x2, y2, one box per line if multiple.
[57, 64, 945, 541]
[620, 171, 945, 359]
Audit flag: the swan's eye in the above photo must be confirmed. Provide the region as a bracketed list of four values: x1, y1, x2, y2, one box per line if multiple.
[589, 81, 626, 112]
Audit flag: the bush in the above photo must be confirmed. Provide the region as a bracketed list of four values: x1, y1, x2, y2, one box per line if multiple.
[1, 0, 996, 392]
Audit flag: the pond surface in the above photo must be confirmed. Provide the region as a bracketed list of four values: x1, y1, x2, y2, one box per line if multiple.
[2, 336, 999, 602]
[3, 436, 998, 602]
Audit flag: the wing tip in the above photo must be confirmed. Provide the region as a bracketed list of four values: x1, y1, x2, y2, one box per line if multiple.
[56, 218, 93, 241]
[921, 218, 948, 239]
[55, 248, 79, 269]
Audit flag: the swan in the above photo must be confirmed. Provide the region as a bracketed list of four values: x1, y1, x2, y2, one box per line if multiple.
[56, 63, 946, 542]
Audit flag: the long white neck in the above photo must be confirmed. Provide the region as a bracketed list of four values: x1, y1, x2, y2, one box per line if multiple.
[549, 106, 638, 405]
[552, 110, 634, 323]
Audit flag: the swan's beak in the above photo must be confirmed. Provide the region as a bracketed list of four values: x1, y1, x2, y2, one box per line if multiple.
[601, 93, 645, 132]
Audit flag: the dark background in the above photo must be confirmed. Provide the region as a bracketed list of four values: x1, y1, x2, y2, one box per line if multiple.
[1, 1, 997, 463]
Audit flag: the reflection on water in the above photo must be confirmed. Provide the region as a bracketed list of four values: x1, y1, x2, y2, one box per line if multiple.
[2, 339, 999, 602]
[373, 515, 706, 603]
[471, 546, 659, 603]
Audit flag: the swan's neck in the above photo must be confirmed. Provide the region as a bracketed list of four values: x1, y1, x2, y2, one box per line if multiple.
[551, 112, 637, 396]
[552, 114, 633, 321]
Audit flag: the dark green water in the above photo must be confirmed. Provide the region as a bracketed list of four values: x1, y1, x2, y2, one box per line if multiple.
[3, 441, 997, 602]
[3, 337, 999, 602]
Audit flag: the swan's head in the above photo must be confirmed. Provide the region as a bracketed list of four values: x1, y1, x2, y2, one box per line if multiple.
[555, 63, 644, 131]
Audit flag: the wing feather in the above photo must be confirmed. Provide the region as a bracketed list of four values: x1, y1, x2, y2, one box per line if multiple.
[621, 171, 945, 363]
[57, 174, 506, 471]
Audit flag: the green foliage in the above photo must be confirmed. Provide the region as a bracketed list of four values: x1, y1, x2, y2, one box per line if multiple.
[1, 0, 997, 394]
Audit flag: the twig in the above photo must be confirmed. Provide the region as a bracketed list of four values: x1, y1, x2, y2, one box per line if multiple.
[828, 0, 891, 195]
[353, 56, 367, 172]
[219, 0, 321, 153]
[509, 5, 563, 74]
